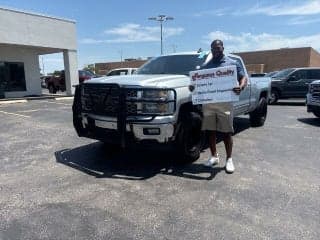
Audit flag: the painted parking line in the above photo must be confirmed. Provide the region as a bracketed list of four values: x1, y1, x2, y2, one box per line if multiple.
[0, 100, 28, 105]
[0, 110, 30, 118]
[55, 97, 74, 101]
[16, 109, 41, 113]
[45, 101, 72, 106]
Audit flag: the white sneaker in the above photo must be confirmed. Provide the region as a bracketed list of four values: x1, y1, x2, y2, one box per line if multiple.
[204, 155, 220, 167]
[226, 158, 235, 173]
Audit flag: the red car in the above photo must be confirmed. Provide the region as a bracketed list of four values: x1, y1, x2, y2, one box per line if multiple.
[47, 70, 96, 93]
[79, 70, 96, 83]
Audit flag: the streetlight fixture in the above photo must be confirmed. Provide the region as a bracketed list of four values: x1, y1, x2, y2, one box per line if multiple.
[148, 15, 174, 55]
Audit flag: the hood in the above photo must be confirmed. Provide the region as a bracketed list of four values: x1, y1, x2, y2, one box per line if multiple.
[85, 74, 189, 88]
[311, 80, 320, 85]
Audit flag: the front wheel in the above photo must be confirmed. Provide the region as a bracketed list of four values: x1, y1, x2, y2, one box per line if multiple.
[313, 111, 320, 118]
[250, 97, 268, 127]
[175, 112, 204, 163]
[48, 85, 57, 94]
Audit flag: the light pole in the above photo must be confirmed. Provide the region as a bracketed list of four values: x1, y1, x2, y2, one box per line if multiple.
[148, 15, 174, 55]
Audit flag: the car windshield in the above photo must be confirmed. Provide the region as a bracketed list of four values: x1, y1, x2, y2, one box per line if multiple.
[136, 54, 207, 75]
[272, 68, 295, 78]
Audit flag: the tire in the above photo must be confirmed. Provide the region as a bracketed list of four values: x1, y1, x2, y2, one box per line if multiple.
[269, 89, 279, 104]
[48, 84, 57, 94]
[313, 111, 320, 118]
[250, 97, 268, 127]
[175, 112, 204, 163]
[72, 85, 85, 136]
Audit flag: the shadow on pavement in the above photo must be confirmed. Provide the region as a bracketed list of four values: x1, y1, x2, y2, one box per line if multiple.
[55, 117, 250, 180]
[297, 117, 320, 127]
[272, 100, 305, 106]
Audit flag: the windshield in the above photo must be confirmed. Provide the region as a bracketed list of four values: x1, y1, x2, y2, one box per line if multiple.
[136, 54, 207, 75]
[272, 68, 295, 79]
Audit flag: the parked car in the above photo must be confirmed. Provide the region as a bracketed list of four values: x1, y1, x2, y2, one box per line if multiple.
[79, 70, 96, 83]
[106, 68, 137, 76]
[72, 52, 271, 162]
[306, 80, 320, 118]
[40, 75, 52, 88]
[46, 70, 97, 93]
[269, 67, 320, 104]
[47, 71, 66, 93]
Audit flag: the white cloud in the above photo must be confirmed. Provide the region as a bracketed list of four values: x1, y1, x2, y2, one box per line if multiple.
[193, 8, 229, 17]
[245, 1, 320, 16]
[288, 16, 320, 25]
[203, 31, 320, 52]
[80, 23, 184, 44]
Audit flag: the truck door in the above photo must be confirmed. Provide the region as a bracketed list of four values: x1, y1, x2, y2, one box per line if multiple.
[230, 57, 250, 114]
[283, 70, 308, 97]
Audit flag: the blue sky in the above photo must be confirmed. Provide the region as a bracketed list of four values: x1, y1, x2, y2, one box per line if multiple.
[1, 0, 320, 74]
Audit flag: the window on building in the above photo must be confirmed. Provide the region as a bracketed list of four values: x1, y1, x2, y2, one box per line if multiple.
[0, 62, 26, 91]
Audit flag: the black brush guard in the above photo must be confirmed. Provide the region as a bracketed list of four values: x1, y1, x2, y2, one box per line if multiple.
[73, 83, 176, 148]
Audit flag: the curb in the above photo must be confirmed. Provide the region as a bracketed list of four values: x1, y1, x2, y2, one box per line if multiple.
[0, 100, 28, 105]
[0, 95, 74, 104]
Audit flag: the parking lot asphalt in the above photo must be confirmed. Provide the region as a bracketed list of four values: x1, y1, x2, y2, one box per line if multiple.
[0, 99, 319, 240]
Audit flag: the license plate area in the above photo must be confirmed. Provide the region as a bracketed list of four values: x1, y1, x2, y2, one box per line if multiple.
[95, 119, 117, 130]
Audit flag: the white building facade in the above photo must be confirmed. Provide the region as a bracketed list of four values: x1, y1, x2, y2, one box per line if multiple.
[0, 7, 78, 98]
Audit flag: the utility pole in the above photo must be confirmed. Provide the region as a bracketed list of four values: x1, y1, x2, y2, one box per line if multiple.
[148, 15, 174, 55]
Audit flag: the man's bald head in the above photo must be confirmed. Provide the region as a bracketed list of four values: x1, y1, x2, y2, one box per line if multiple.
[211, 39, 224, 47]
[211, 39, 224, 59]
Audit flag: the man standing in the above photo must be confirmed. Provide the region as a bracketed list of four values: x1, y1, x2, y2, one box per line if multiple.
[192, 39, 247, 173]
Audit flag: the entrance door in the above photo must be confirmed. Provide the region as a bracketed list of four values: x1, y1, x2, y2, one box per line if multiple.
[0, 62, 26, 98]
[0, 62, 7, 98]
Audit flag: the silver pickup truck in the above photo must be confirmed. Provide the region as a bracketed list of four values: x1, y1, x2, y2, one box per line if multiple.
[73, 52, 271, 162]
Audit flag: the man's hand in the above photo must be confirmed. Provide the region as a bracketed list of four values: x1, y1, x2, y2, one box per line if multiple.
[189, 85, 195, 92]
[233, 86, 242, 95]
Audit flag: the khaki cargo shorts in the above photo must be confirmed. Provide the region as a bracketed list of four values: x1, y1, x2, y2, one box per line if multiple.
[201, 102, 234, 133]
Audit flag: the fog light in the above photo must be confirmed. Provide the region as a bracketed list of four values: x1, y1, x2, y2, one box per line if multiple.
[143, 128, 160, 135]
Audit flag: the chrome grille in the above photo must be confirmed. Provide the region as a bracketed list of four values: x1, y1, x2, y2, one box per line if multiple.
[310, 84, 320, 93]
[311, 93, 320, 100]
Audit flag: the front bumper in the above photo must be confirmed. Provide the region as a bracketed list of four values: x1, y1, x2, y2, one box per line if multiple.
[80, 113, 175, 144]
[306, 93, 320, 112]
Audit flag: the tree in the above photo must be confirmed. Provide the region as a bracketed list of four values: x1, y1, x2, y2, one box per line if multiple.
[83, 64, 95, 74]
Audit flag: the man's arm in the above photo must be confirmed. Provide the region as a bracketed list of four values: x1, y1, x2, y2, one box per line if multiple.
[233, 76, 247, 95]
[233, 62, 247, 95]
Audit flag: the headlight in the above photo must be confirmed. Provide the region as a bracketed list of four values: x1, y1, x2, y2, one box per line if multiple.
[141, 89, 175, 114]
[142, 102, 175, 114]
[142, 89, 174, 101]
